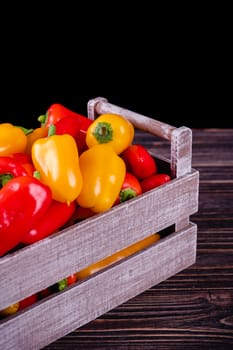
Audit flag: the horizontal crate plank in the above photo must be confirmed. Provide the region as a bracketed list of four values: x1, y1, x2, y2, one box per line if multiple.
[0, 223, 197, 350]
[0, 170, 199, 309]
[41, 128, 232, 350]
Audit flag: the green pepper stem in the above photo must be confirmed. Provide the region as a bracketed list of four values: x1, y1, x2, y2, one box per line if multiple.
[120, 188, 137, 202]
[48, 124, 56, 136]
[37, 114, 46, 125]
[33, 170, 41, 180]
[93, 122, 113, 143]
[0, 174, 13, 186]
[17, 126, 34, 135]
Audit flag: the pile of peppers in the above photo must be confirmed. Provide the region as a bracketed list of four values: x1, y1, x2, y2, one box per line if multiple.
[0, 103, 171, 257]
[0, 102, 172, 317]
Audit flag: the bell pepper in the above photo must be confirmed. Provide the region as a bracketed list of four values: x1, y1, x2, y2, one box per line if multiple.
[0, 156, 29, 179]
[77, 144, 126, 213]
[67, 273, 77, 285]
[70, 206, 96, 224]
[8, 153, 35, 176]
[25, 126, 49, 159]
[55, 114, 93, 154]
[31, 129, 83, 204]
[86, 113, 135, 155]
[0, 175, 52, 256]
[0, 302, 19, 317]
[114, 171, 142, 205]
[76, 233, 160, 280]
[37, 103, 88, 128]
[140, 173, 171, 193]
[38, 274, 77, 302]
[121, 144, 158, 180]
[0, 153, 36, 187]
[22, 200, 77, 244]
[50, 278, 68, 293]
[0, 123, 27, 156]
[18, 293, 38, 311]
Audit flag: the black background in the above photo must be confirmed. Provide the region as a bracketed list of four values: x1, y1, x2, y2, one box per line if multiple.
[0, 59, 230, 130]
[0, 5, 231, 130]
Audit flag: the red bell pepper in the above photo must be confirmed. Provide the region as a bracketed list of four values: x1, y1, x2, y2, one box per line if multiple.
[37, 103, 93, 154]
[38, 103, 89, 128]
[121, 144, 158, 180]
[22, 200, 77, 244]
[0, 153, 35, 187]
[69, 206, 96, 224]
[8, 153, 35, 176]
[140, 173, 171, 193]
[54, 114, 93, 154]
[18, 293, 38, 310]
[114, 172, 142, 205]
[67, 274, 77, 285]
[0, 176, 52, 256]
[0, 156, 29, 178]
[38, 287, 51, 300]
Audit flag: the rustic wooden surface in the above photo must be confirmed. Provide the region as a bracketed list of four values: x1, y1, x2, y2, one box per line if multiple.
[42, 128, 233, 350]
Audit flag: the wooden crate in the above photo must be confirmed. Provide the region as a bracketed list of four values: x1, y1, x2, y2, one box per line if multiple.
[0, 97, 199, 350]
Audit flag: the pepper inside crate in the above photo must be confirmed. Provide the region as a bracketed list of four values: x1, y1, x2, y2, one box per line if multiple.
[0, 223, 173, 319]
[0, 97, 199, 350]
[0, 154, 174, 318]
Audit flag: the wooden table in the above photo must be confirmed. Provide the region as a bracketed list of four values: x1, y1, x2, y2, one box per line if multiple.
[44, 128, 233, 350]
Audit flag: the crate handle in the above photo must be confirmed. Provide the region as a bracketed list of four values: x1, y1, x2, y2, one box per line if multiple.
[87, 97, 192, 178]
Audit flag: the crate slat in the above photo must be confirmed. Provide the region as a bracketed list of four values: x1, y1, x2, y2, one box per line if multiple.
[0, 97, 199, 350]
[0, 223, 197, 350]
[0, 170, 199, 309]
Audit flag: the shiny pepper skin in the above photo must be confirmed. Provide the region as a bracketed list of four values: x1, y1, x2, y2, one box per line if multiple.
[76, 233, 160, 280]
[0, 123, 27, 156]
[114, 171, 142, 205]
[86, 113, 134, 154]
[25, 126, 48, 159]
[0, 302, 19, 316]
[77, 144, 126, 213]
[140, 173, 171, 193]
[31, 133, 83, 204]
[0, 176, 52, 256]
[121, 144, 157, 180]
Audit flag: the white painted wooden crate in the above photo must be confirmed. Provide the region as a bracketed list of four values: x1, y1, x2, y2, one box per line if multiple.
[0, 97, 199, 350]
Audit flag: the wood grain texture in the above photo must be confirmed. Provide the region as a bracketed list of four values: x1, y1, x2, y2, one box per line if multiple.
[0, 107, 198, 311]
[42, 128, 233, 350]
[0, 224, 197, 350]
[88, 97, 176, 140]
[0, 169, 198, 310]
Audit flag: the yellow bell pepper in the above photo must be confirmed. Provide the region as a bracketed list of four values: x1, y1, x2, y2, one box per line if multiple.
[0, 302, 19, 316]
[25, 126, 48, 159]
[77, 144, 126, 213]
[86, 113, 134, 154]
[31, 132, 83, 204]
[0, 123, 27, 156]
[76, 233, 160, 280]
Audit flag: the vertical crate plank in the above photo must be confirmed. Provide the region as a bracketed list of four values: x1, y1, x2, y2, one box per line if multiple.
[171, 126, 192, 178]
[170, 126, 196, 230]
